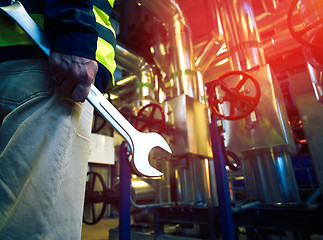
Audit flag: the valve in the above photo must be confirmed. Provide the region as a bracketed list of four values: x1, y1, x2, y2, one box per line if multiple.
[135, 103, 166, 134]
[207, 70, 261, 120]
[287, 0, 323, 49]
[226, 151, 242, 171]
[83, 171, 107, 225]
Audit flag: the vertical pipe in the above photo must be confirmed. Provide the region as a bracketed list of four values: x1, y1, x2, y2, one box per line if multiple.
[168, 12, 199, 99]
[140, 0, 199, 100]
[215, 0, 266, 71]
[209, 117, 236, 240]
[115, 45, 156, 104]
[119, 142, 131, 240]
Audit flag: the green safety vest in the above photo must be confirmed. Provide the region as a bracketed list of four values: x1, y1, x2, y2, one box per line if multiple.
[0, 0, 116, 90]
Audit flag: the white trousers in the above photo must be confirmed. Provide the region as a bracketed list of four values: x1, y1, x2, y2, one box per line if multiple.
[0, 59, 93, 239]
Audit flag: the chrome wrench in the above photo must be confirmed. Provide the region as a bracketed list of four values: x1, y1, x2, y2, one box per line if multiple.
[0, 1, 171, 177]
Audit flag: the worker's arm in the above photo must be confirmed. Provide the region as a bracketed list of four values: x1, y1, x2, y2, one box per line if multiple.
[45, 0, 98, 102]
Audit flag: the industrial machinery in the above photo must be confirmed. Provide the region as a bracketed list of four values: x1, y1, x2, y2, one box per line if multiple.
[84, 0, 323, 239]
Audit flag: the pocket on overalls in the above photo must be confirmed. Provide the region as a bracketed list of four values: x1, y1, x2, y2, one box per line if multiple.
[0, 58, 54, 124]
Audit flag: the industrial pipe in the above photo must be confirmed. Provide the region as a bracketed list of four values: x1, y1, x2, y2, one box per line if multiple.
[140, 0, 199, 100]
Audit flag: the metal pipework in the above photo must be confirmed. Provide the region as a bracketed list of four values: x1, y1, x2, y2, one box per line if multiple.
[243, 150, 300, 203]
[294, 0, 323, 104]
[115, 45, 156, 104]
[209, 0, 300, 204]
[140, 0, 199, 100]
[307, 63, 323, 103]
[115, 44, 145, 73]
[195, 38, 224, 74]
[168, 12, 198, 98]
[259, 0, 279, 13]
[215, 0, 266, 70]
[138, 0, 180, 23]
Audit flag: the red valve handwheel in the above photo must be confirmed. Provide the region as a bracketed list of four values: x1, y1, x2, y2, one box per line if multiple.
[207, 70, 261, 120]
[287, 0, 323, 49]
[135, 103, 166, 134]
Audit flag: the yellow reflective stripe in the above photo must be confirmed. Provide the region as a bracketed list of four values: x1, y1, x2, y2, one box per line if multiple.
[108, 0, 115, 8]
[93, 6, 114, 33]
[106, 75, 115, 90]
[96, 37, 116, 89]
[0, 14, 44, 47]
[93, 4, 116, 89]
[93, 5, 116, 40]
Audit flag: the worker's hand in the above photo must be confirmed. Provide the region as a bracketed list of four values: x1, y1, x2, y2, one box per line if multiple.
[48, 52, 98, 102]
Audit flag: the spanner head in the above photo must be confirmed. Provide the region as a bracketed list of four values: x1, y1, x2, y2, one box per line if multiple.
[132, 132, 172, 177]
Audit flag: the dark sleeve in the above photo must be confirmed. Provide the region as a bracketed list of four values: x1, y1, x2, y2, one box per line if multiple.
[44, 0, 98, 60]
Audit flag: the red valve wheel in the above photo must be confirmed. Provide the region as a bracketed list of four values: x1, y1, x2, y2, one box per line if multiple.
[207, 70, 261, 120]
[287, 0, 323, 49]
[135, 103, 166, 134]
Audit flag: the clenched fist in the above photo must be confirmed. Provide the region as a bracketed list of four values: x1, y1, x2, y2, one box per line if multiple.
[48, 52, 98, 102]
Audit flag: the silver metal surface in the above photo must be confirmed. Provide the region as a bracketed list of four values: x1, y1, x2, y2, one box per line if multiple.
[195, 38, 224, 74]
[139, 0, 180, 23]
[142, 0, 199, 100]
[243, 150, 300, 203]
[0, 1, 172, 177]
[160, 95, 213, 157]
[174, 156, 216, 204]
[307, 63, 323, 103]
[0, 2, 51, 55]
[134, 63, 156, 105]
[224, 65, 296, 153]
[215, 0, 266, 70]
[113, 46, 157, 108]
[168, 12, 199, 99]
[115, 45, 145, 74]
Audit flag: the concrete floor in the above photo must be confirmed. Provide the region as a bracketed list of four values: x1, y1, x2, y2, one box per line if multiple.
[81, 218, 323, 240]
[81, 218, 119, 240]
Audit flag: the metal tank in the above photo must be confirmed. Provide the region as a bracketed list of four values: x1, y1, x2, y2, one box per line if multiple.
[213, 0, 300, 203]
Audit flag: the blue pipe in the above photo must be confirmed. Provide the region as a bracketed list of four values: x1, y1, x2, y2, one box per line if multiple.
[209, 117, 236, 240]
[119, 141, 131, 240]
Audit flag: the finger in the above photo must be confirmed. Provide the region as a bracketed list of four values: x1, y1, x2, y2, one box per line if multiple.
[60, 76, 77, 98]
[71, 83, 91, 102]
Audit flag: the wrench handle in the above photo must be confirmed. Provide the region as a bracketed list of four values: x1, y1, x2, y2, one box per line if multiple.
[87, 85, 136, 152]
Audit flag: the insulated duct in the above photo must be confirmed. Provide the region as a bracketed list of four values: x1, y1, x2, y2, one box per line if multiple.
[140, 0, 199, 100]
[214, 0, 266, 71]
[114, 45, 156, 105]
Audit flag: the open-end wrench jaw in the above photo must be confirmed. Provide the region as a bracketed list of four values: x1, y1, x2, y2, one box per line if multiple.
[131, 132, 172, 177]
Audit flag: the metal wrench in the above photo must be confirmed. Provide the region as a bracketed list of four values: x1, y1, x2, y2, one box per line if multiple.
[0, 1, 172, 177]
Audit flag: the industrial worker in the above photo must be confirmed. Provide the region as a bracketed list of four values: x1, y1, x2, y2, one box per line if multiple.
[0, 0, 116, 239]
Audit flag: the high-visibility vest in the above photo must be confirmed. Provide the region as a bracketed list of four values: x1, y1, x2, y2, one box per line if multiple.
[0, 0, 116, 89]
